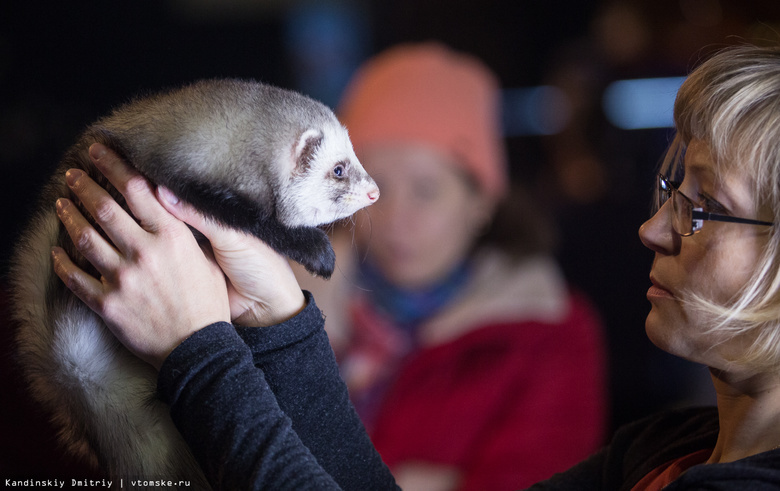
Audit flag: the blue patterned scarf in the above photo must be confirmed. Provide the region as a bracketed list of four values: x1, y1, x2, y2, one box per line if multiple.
[358, 259, 472, 334]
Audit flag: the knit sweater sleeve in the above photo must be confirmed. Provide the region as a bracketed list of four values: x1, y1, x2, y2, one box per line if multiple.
[157, 320, 339, 490]
[235, 292, 399, 491]
[157, 292, 398, 491]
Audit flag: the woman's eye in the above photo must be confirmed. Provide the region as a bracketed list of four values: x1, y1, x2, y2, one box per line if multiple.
[698, 193, 727, 214]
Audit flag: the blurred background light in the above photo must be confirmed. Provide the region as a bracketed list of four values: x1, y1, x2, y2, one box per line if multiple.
[502, 85, 571, 136]
[284, 2, 369, 108]
[602, 76, 686, 130]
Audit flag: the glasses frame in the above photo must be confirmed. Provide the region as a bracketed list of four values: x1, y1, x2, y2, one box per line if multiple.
[657, 174, 774, 236]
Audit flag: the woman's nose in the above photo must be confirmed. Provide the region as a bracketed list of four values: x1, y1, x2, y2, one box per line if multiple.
[639, 201, 679, 255]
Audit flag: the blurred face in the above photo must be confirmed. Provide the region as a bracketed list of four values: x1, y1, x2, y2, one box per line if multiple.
[638, 140, 771, 368]
[355, 143, 493, 290]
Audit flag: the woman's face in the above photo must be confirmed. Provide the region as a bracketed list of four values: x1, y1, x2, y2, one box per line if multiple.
[354, 143, 493, 290]
[638, 139, 771, 368]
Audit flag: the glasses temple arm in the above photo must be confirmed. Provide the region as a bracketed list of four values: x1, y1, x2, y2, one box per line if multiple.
[691, 210, 774, 227]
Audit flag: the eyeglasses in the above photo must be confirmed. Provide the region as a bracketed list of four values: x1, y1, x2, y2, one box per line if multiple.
[657, 174, 774, 236]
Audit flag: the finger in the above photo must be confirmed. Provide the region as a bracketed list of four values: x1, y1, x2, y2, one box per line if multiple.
[88, 143, 172, 231]
[65, 168, 144, 255]
[156, 185, 235, 247]
[56, 197, 123, 277]
[51, 246, 106, 314]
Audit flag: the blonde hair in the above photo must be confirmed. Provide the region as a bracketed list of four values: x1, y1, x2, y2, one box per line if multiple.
[660, 44, 780, 370]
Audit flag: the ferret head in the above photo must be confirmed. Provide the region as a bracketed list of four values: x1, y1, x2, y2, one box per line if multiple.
[277, 120, 379, 228]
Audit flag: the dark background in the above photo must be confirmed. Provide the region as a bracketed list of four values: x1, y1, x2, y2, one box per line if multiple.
[3, 0, 780, 478]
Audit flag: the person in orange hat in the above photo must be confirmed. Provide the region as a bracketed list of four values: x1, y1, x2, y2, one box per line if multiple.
[295, 42, 608, 491]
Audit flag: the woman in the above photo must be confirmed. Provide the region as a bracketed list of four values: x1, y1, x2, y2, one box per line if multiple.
[537, 44, 780, 489]
[294, 42, 607, 490]
[52, 44, 780, 489]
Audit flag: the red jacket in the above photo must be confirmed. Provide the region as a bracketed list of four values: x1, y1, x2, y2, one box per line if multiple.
[336, 252, 608, 490]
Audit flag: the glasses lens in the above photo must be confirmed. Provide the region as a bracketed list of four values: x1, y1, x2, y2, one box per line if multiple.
[671, 187, 692, 236]
[658, 176, 671, 209]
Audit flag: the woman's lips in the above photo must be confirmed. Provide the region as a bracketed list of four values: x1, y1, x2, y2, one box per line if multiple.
[647, 276, 675, 299]
[647, 284, 675, 299]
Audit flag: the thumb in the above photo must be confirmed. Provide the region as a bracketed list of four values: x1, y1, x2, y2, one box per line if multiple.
[156, 186, 228, 244]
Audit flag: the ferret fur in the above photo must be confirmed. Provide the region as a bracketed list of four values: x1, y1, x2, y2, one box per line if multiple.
[9, 79, 378, 488]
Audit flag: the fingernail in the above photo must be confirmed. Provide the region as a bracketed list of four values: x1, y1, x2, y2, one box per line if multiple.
[51, 247, 65, 274]
[65, 169, 83, 187]
[89, 143, 107, 161]
[55, 198, 72, 220]
[157, 186, 179, 205]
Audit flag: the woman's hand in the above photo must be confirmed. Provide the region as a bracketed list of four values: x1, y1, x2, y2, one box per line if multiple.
[52, 143, 231, 369]
[155, 184, 306, 328]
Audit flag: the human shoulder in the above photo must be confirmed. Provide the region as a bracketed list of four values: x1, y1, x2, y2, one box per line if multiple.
[669, 441, 780, 490]
[616, 406, 718, 447]
[605, 407, 719, 488]
[420, 249, 572, 344]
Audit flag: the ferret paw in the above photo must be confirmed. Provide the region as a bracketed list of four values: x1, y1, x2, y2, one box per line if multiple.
[283, 228, 336, 279]
[300, 242, 336, 278]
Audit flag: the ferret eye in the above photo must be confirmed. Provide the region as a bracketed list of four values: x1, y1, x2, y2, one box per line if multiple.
[333, 165, 345, 178]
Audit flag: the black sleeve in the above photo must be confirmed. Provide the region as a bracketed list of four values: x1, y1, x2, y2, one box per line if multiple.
[235, 291, 399, 491]
[158, 321, 340, 490]
[157, 292, 398, 491]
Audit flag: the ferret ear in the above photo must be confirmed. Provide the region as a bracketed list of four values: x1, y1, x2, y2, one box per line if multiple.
[292, 129, 324, 174]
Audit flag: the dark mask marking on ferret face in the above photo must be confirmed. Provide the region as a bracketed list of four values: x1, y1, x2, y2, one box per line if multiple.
[326, 159, 353, 202]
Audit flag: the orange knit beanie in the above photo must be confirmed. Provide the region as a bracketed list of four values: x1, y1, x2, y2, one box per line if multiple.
[337, 42, 508, 200]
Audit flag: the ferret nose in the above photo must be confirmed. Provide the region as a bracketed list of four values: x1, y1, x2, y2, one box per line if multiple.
[368, 187, 380, 202]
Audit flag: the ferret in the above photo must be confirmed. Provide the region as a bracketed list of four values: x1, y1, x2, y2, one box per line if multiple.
[9, 79, 378, 487]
